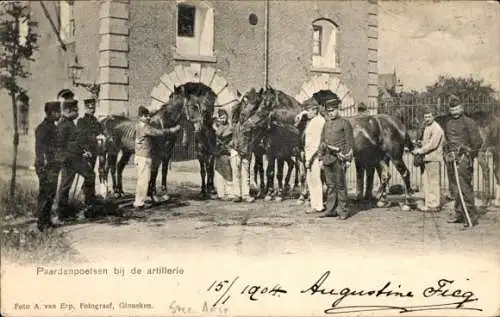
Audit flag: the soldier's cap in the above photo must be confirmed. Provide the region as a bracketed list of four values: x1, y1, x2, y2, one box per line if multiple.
[62, 99, 78, 110]
[138, 106, 150, 117]
[324, 98, 341, 110]
[57, 89, 75, 100]
[448, 95, 462, 108]
[44, 101, 61, 113]
[357, 102, 368, 111]
[84, 98, 97, 108]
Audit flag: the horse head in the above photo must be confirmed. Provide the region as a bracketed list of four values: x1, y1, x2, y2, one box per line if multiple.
[241, 87, 275, 135]
[184, 92, 216, 133]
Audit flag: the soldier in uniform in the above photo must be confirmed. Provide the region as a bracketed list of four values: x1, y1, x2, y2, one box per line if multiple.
[77, 98, 103, 169]
[318, 96, 354, 220]
[35, 101, 62, 231]
[444, 95, 482, 227]
[56, 99, 96, 220]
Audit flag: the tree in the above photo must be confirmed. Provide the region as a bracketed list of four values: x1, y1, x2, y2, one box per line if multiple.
[0, 1, 38, 198]
[423, 75, 496, 104]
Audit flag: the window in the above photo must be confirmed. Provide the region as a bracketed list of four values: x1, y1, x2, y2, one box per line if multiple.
[175, 1, 214, 58]
[311, 18, 338, 70]
[59, 0, 75, 44]
[312, 25, 322, 56]
[178, 4, 195, 37]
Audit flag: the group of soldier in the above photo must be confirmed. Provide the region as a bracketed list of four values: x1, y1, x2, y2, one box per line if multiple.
[34, 87, 483, 232]
[297, 94, 483, 228]
[35, 89, 102, 232]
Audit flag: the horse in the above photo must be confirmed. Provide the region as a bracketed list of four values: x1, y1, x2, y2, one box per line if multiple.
[96, 85, 205, 201]
[295, 90, 415, 208]
[240, 86, 306, 201]
[430, 109, 500, 206]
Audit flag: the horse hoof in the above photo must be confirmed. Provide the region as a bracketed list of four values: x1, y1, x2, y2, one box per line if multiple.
[400, 204, 411, 212]
[113, 192, 121, 199]
[296, 199, 305, 205]
[264, 195, 273, 202]
[275, 196, 283, 202]
[376, 200, 387, 208]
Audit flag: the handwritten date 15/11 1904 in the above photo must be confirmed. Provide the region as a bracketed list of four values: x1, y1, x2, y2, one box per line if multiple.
[300, 271, 482, 315]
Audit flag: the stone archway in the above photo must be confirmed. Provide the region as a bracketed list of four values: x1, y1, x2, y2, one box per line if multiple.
[294, 73, 357, 116]
[149, 63, 239, 117]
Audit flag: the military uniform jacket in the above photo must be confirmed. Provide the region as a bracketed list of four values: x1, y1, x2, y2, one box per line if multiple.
[58, 117, 85, 162]
[35, 119, 59, 172]
[444, 114, 482, 158]
[77, 114, 103, 153]
[318, 116, 354, 165]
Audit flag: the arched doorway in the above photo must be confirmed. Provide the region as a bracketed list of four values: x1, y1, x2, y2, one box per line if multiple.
[295, 73, 357, 116]
[149, 64, 239, 161]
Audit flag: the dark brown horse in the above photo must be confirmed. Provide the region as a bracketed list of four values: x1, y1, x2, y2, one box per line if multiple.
[97, 85, 205, 200]
[241, 87, 306, 201]
[295, 90, 415, 206]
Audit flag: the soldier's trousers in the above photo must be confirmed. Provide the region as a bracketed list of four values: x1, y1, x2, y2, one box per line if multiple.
[37, 166, 59, 226]
[58, 156, 96, 211]
[323, 160, 348, 216]
[230, 149, 251, 199]
[449, 155, 477, 220]
[445, 159, 457, 198]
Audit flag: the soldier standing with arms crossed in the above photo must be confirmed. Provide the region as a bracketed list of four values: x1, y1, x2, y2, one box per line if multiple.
[34, 101, 62, 231]
[318, 96, 354, 220]
[444, 95, 482, 227]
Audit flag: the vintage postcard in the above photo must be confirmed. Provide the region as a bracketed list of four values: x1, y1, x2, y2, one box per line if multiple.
[1, 0, 499, 316]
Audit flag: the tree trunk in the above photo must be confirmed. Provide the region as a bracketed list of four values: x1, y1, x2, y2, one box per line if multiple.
[10, 92, 19, 198]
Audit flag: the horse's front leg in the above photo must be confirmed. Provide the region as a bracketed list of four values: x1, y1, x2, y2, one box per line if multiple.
[254, 153, 265, 197]
[117, 150, 132, 195]
[264, 156, 275, 201]
[355, 160, 365, 201]
[107, 153, 119, 197]
[148, 156, 161, 202]
[198, 157, 208, 199]
[283, 158, 294, 196]
[207, 154, 216, 196]
[365, 166, 376, 201]
[374, 159, 391, 207]
[275, 159, 285, 201]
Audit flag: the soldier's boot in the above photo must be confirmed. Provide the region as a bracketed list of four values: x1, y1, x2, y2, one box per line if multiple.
[320, 188, 338, 218]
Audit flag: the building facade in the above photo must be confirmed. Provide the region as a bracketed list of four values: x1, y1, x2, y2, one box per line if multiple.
[0, 0, 378, 167]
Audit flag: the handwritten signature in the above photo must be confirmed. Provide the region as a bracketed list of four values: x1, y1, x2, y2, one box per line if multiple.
[300, 271, 482, 314]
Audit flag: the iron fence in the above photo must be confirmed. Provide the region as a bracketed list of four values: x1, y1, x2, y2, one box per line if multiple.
[371, 93, 499, 199]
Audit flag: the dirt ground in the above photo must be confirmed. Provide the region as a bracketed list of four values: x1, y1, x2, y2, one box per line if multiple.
[1, 162, 499, 264]
[51, 161, 500, 264]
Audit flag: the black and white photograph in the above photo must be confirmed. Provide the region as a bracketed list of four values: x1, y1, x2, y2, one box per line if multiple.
[1, 1, 499, 316]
